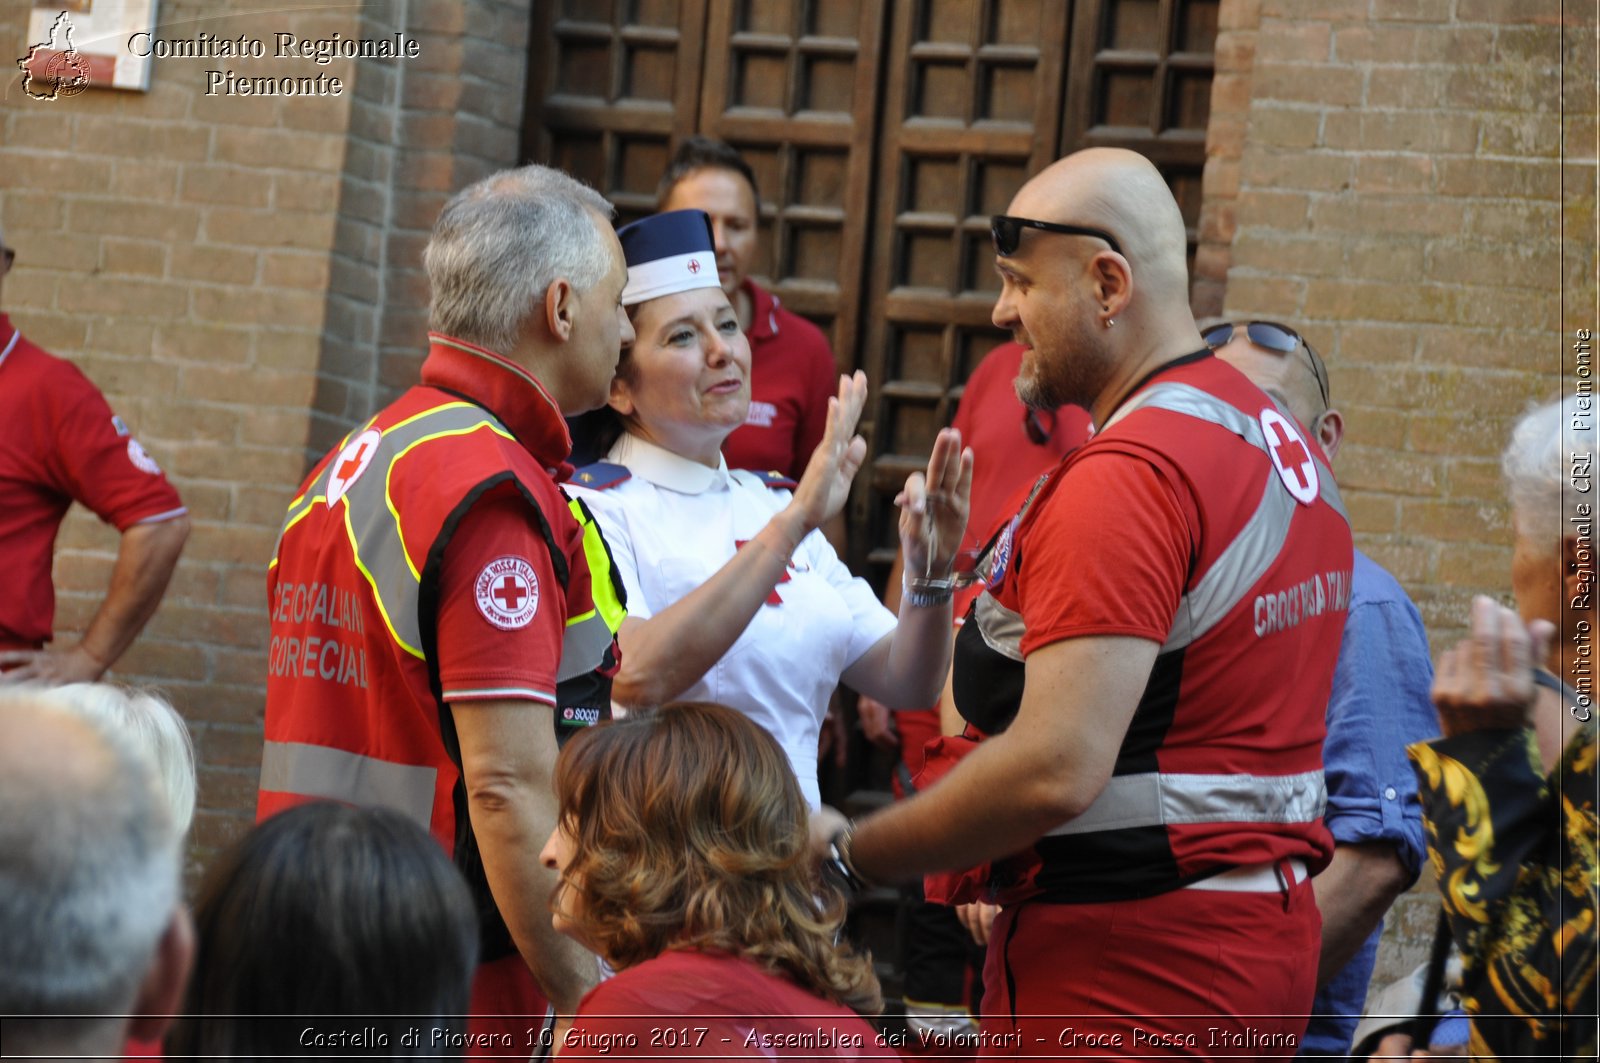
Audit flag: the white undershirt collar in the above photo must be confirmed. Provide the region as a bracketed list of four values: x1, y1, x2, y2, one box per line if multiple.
[608, 432, 731, 495]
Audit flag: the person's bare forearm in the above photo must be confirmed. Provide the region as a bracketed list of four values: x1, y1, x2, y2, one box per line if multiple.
[467, 771, 598, 1012]
[612, 513, 806, 707]
[454, 699, 598, 1016]
[78, 515, 190, 669]
[1312, 841, 1412, 986]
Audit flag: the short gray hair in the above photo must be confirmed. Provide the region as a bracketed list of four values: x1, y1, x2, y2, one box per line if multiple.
[424, 165, 615, 354]
[28, 683, 196, 839]
[1503, 398, 1597, 542]
[0, 695, 180, 1035]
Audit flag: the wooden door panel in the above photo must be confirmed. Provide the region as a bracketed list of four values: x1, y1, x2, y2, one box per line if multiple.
[696, 0, 888, 362]
[857, 0, 1069, 570]
[523, 0, 710, 225]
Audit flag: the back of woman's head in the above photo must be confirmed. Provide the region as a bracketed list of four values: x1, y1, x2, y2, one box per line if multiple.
[555, 701, 881, 1014]
[167, 802, 479, 1058]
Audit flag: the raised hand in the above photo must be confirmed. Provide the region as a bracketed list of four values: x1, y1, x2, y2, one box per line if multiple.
[1431, 594, 1555, 737]
[787, 371, 869, 536]
[897, 427, 973, 580]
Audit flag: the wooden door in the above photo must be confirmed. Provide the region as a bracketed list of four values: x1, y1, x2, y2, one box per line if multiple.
[856, 0, 1217, 570]
[522, 0, 1217, 571]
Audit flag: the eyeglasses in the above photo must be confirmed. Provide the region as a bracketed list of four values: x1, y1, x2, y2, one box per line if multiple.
[991, 215, 1123, 258]
[1203, 320, 1330, 412]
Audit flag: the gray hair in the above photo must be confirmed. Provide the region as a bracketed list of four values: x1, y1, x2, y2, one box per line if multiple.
[27, 683, 196, 839]
[0, 694, 181, 1036]
[1503, 398, 1597, 542]
[424, 165, 615, 354]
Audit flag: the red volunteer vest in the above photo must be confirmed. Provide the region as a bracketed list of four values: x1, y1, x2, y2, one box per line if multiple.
[951, 353, 1350, 903]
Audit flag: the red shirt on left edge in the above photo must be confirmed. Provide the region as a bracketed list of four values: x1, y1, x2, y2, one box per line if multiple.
[0, 316, 186, 649]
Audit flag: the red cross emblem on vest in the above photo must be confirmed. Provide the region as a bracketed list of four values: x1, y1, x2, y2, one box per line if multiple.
[687, 259, 701, 274]
[1258, 408, 1320, 505]
[326, 428, 382, 506]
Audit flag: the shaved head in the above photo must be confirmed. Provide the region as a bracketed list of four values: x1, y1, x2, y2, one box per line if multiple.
[991, 148, 1203, 424]
[1009, 148, 1192, 305]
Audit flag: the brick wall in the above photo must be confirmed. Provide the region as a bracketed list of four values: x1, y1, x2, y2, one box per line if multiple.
[1210, 0, 1597, 991]
[0, 0, 532, 878]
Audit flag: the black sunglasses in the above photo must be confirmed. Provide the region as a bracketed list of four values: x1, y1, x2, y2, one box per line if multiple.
[991, 215, 1123, 258]
[1203, 320, 1330, 412]
[1, 248, 12, 271]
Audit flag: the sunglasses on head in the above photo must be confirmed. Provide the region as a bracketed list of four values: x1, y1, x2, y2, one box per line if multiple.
[1203, 320, 1330, 412]
[991, 215, 1123, 258]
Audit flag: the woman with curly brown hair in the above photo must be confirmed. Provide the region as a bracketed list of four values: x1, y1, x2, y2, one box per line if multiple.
[540, 701, 894, 1060]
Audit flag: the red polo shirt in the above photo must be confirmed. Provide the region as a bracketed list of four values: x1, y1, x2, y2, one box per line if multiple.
[0, 315, 186, 649]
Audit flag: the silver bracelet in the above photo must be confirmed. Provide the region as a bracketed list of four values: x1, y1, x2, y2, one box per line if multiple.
[903, 574, 955, 608]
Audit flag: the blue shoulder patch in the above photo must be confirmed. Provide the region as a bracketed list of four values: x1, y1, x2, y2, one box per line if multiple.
[571, 462, 631, 490]
[746, 469, 798, 490]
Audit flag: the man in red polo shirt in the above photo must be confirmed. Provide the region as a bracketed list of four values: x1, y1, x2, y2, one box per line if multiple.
[0, 224, 189, 683]
[260, 165, 632, 1042]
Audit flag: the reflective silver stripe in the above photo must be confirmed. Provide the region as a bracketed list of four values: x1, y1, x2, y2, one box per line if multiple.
[557, 611, 616, 681]
[337, 404, 510, 657]
[259, 740, 437, 828]
[1102, 383, 1349, 652]
[1044, 768, 1326, 836]
[972, 592, 1026, 662]
[1163, 475, 1294, 652]
[1108, 382, 1346, 520]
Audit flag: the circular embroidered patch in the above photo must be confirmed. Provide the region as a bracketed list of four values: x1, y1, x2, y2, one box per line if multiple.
[475, 556, 540, 630]
[1258, 407, 1320, 506]
[126, 438, 163, 475]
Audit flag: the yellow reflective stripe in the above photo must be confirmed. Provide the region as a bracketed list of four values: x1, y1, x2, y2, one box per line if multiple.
[569, 498, 627, 633]
[383, 421, 518, 584]
[344, 497, 424, 659]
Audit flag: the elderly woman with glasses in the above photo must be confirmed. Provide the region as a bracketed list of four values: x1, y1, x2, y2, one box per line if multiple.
[567, 209, 971, 810]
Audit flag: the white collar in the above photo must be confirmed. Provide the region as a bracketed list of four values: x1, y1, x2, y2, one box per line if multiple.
[608, 432, 731, 495]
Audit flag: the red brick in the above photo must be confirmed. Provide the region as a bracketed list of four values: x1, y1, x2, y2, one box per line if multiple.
[1234, 189, 1311, 230]
[1343, 492, 1401, 536]
[181, 166, 274, 207]
[261, 251, 332, 291]
[273, 172, 342, 212]
[169, 244, 260, 286]
[5, 152, 114, 194]
[1437, 158, 1560, 201]
[68, 198, 200, 242]
[1242, 150, 1353, 193]
[1443, 64, 1559, 116]
[1371, 0, 1453, 22]
[1336, 444, 1441, 496]
[100, 239, 167, 277]
[67, 277, 188, 319]
[213, 127, 345, 172]
[1254, 22, 1332, 64]
[108, 160, 181, 200]
[1250, 105, 1320, 150]
[193, 723, 265, 769]
[1218, 0, 1264, 32]
[69, 117, 212, 161]
[84, 318, 159, 358]
[1232, 233, 1347, 276]
[1455, 0, 1564, 23]
[1353, 154, 1434, 195]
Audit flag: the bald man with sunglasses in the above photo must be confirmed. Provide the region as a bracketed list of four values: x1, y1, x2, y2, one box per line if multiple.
[1210, 322, 1437, 1057]
[813, 148, 1353, 1056]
